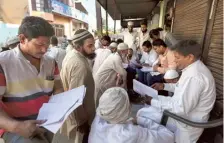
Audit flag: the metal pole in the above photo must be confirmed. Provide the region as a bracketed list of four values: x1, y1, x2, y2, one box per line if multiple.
[106, 0, 108, 35]
[114, 20, 116, 34]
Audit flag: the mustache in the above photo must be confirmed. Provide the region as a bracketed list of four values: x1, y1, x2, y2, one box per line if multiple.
[87, 53, 96, 60]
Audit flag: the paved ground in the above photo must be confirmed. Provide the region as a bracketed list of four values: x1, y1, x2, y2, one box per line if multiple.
[130, 104, 144, 117]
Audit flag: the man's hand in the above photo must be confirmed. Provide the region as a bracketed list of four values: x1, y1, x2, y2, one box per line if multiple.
[14, 120, 46, 138]
[77, 122, 89, 133]
[140, 95, 152, 105]
[132, 117, 137, 125]
[142, 63, 149, 67]
[116, 74, 123, 86]
[151, 83, 164, 91]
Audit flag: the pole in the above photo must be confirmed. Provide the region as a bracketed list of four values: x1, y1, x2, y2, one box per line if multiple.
[106, 0, 108, 35]
[114, 20, 116, 34]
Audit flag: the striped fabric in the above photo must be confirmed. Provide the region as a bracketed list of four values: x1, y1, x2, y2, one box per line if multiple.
[0, 46, 60, 135]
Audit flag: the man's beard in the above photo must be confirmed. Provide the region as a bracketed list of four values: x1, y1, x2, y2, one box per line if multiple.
[142, 30, 147, 33]
[81, 50, 96, 60]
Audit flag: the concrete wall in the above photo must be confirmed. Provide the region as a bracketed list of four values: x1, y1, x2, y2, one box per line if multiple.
[0, 0, 29, 24]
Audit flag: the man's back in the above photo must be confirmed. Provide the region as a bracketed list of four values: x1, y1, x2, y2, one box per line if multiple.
[89, 115, 174, 143]
[92, 48, 111, 76]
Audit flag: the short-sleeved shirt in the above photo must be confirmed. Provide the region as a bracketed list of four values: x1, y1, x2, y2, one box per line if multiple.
[0, 46, 59, 135]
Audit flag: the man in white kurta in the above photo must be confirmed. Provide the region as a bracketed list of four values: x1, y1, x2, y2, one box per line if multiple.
[94, 43, 128, 107]
[139, 20, 150, 53]
[122, 21, 139, 54]
[138, 40, 216, 143]
[89, 87, 174, 143]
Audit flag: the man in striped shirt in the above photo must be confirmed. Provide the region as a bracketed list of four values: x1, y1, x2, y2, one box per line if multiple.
[0, 16, 63, 143]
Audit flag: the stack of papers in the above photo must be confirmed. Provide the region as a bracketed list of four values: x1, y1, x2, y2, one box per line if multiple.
[141, 66, 153, 72]
[133, 79, 158, 99]
[37, 85, 86, 133]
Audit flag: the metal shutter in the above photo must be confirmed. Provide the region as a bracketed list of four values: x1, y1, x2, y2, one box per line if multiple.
[173, 0, 209, 43]
[205, 0, 223, 99]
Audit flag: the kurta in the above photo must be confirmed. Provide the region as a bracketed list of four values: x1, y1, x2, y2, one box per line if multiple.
[138, 60, 216, 143]
[94, 53, 127, 107]
[92, 48, 112, 76]
[88, 115, 174, 143]
[55, 49, 95, 143]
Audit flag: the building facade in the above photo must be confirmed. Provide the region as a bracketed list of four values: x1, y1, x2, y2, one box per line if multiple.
[0, 0, 88, 43]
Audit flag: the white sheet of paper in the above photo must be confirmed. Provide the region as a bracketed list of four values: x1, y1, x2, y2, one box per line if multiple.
[37, 85, 86, 133]
[43, 102, 82, 134]
[122, 63, 128, 69]
[150, 71, 161, 76]
[133, 79, 158, 99]
[141, 66, 153, 72]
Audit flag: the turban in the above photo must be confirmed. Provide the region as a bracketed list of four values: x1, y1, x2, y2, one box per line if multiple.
[117, 43, 129, 51]
[164, 69, 179, 79]
[97, 87, 131, 124]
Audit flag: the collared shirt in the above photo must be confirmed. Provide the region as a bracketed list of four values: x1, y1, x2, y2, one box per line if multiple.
[157, 48, 176, 74]
[139, 30, 150, 50]
[93, 48, 112, 76]
[0, 46, 59, 123]
[45, 46, 66, 71]
[151, 60, 216, 142]
[89, 115, 174, 143]
[140, 49, 158, 66]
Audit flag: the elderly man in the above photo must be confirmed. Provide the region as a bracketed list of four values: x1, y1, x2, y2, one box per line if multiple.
[94, 43, 128, 107]
[89, 87, 174, 143]
[122, 21, 138, 55]
[53, 29, 96, 143]
[139, 40, 216, 143]
[0, 16, 63, 143]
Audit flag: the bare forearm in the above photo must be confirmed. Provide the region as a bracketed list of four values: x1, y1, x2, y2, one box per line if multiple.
[0, 109, 19, 133]
[53, 80, 64, 94]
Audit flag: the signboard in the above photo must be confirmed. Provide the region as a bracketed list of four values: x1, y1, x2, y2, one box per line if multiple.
[51, 0, 88, 23]
[51, 0, 72, 17]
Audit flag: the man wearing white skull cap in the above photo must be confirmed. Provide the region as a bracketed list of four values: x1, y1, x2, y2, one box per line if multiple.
[122, 21, 139, 55]
[94, 43, 128, 107]
[89, 87, 174, 143]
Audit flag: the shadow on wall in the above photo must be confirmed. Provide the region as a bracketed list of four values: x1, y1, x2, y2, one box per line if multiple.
[0, 23, 19, 44]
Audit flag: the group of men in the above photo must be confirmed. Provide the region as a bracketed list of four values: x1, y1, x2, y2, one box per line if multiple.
[0, 15, 216, 143]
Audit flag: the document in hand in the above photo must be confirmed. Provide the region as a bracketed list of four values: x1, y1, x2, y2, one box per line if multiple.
[37, 85, 86, 133]
[122, 63, 128, 69]
[141, 66, 153, 72]
[133, 79, 158, 99]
